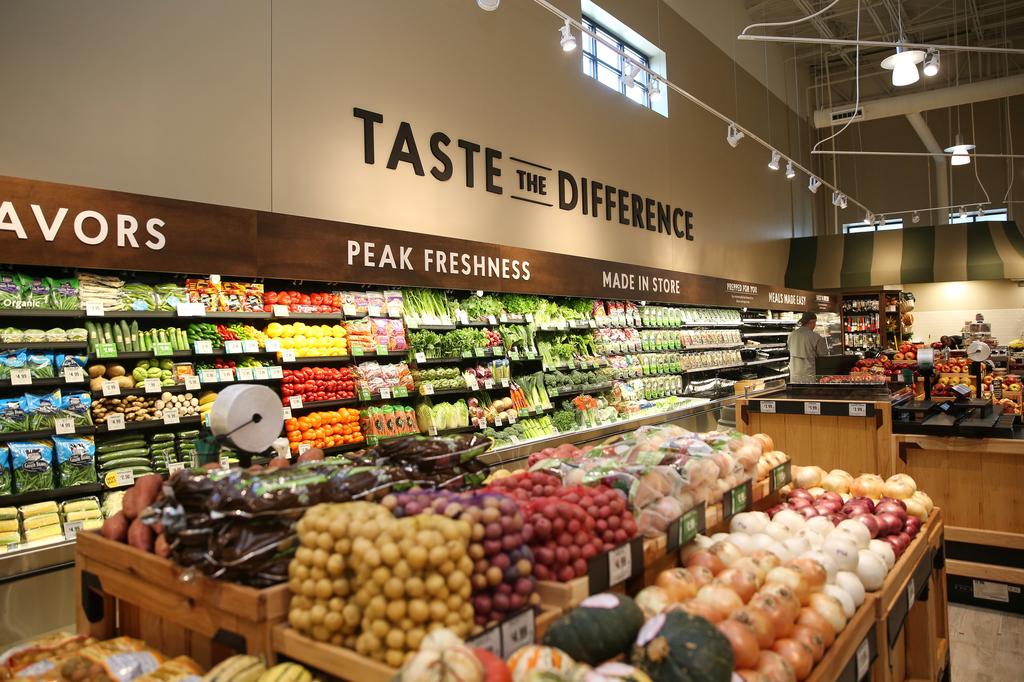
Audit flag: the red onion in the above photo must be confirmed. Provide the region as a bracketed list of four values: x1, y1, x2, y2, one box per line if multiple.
[828, 513, 847, 526]
[875, 502, 908, 523]
[876, 512, 903, 536]
[848, 496, 876, 513]
[789, 488, 815, 503]
[884, 534, 908, 557]
[878, 497, 907, 511]
[855, 514, 880, 538]
[843, 505, 870, 517]
[903, 516, 922, 537]
[797, 506, 821, 520]
[896, 531, 913, 548]
[789, 497, 812, 510]
[819, 491, 843, 506]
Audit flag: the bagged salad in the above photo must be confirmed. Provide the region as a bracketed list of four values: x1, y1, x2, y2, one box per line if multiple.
[54, 436, 97, 487]
[10, 440, 54, 493]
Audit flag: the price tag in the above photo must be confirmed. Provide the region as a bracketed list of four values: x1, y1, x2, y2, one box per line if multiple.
[281, 406, 292, 420]
[509, 435, 521, 444]
[143, 377, 161, 393]
[405, 319, 418, 329]
[760, 400, 776, 413]
[466, 378, 479, 391]
[163, 407, 180, 425]
[457, 310, 470, 325]
[199, 369, 217, 384]
[193, 340, 213, 354]
[804, 402, 821, 415]
[272, 304, 290, 317]
[483, 379, 494, 389]
[96, 342, 118, 358]
[723, 481, 752, 519]
[476, 418, 487, 430]
[224, 340, 243, 354]
[241, 339, 259, 353]
[236, 366, 254, 381]
[507, 412, 516, 424]
[907, 578, 916, 609]
[379, 387, 392, 399]
[183, 374, 201, 390]
[500, 609, 536, 658]
[268, 366, 283, 379]
[525, 313, 534, 322]
[468, 626, 502, 658]
[493, 347, 504, 356]
[112, 467, 133, 485]
[252, 367, 269, 381]
[167, 461, 186, 476]
[298, 443, 311, 455]
[770, 461, 792, 493]
[500, 378, 510, 387]
[151, 341, 173, 357]
[428, 425, 438, 436]
[487, 315, 497, 325]
[393, 386, 408, 398]
[609, 543, 633, 585]
[343, 303, 358, 316]
[365, 305, 382, 317]
[5, 542, 20, 552]
[62, 520, 84, 541]
[849, 402, 867, 417]
[289, 395, 304, 409]
[358, 389, 371, 401]
[499, 314, 509, 323]
[54, 416, 75, 435]
[85, 301, 105, 316]
[217, 368, 234, 382]
[10, 368, 31, 386]
[352, 347, 365, 357]
[508, 350, 520, 360]
[281, 349, 296, 362]
[376, 344, 389, 355]
[414, 352, 427, 363]
[856, 638, 870, 680]
[420, 384, 435, 395]
[62, 365, 85, 383]
[219, 455, 231, 469]
[101, 380, 120, 396]
[264, 339, 281, 352]
[105, 412, 126, 431]
[494, 416, 503, 427]
[176, 302, 193, 316]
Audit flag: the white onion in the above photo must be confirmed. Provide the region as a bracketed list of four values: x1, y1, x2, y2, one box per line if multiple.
[882, 479, 915, 500]
[828, 469, 854, 483]
[809, 592, 848, 634]
[805, 516, 834, 538]
[850, 474, 884, 499]
[782, 535, 811, 557]
[726, 532, 755, 555]
[710, 541, 744, 567]
[824, 584, 856, 618]
[711, 532, 732, 543]
[798, 529, 825, 550]
[904, 497, 928, 521]
[887, 473, 917, 491]
[911, 490, 934, 514]
[750, 533, 777, 552]
[835, 571, 866, 607]
[808, 486, 826, 497]
[835, 521, 870, 550]
[766, 542, 794, 563]
[764, 521, 794, 542]
[856, 549, 888, 591]
[802, 549, 839, 583]
[772, 510, 806, 535]
[868, 539, 896, 570]
[822, 534, 859, 572]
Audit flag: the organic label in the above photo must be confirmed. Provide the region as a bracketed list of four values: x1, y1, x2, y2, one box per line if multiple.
[351, 347, 365, 357]
[609, 543, 632, 585]
[163, 407, 180, 425]
[95, 343, 118, 359]
[62, 520, 84, 540]
[281, 406, 292, 420]
[281, 349, 296, 362]
[760, 400, 776, 413]
[217, 368, 234, 382]
[242, 339, 259, 353]
[376, 344, 389, 355]
[54, 416, 75, 435]
[10, 368, 31, 386]
[236, 367, 254, 381]
[62, 365, 85, 383]
[856, 639, 870, 680]
[167, 461, 186, 476]
[101, 380, 120, 397]
[804, 402, 821, 415]
[849, 403, 867, 417]
[393, 386, 408, 398]
[153, 342, 174, 357]
[289, 395, 304, 409]
[264, 339, 281, 352]
[224, 340, 243, 354]
[143, 378, 161, 394]
[272, 304, 290, 317]
[770, 461, 792, 493]
[199, 369, 217, 384]
[379, 387, 392, 399]
[84, 301, 105, 316]
[193, 340, 213, 354]
[500, 608, 535, 659]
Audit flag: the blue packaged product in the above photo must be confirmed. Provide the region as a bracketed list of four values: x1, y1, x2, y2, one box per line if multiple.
[60, 391, 93, 427]
[0, 396, 30, 433]
[9, 440, 54, 493]
[54, 436, 97, 486]
[24, 390, 61, 431]
[0, 445, 10, 495]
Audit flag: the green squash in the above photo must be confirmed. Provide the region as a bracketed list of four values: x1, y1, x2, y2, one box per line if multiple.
[542, 593, 644, 665]
[630, 610, 734, 682]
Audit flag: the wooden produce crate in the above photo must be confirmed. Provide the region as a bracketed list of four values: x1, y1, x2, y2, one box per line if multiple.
[870, 508, 948, 682]
[805, 595, 879, 682]
[76, 531, 290, 668]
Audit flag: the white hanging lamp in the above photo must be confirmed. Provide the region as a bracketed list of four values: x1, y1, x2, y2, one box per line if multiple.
[881, 46, 925, 86]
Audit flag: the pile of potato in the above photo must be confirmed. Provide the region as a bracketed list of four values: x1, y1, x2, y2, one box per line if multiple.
[92, 395, 158, 424]
[153, 392, 200, 419]
[288, 501, 474, 667]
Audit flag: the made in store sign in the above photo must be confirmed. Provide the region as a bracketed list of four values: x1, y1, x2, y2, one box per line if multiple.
[353, 107, 695, 242]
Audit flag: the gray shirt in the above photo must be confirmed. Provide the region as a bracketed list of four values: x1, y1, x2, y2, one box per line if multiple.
[787, 325, 829, 383]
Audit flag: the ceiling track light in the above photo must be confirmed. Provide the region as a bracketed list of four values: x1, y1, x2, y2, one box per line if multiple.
[832, 191, 848, 209]
[649, 78, 662, 102]
[881, 45, 925, 87]
[923, 48, 940, 77]
[476, 0, 500, 10]
[945, 133, 975, 166]
[785, 160, 796, 179]
[768, 150, 781, 171]
[558, 19, 576, 52]
[726, 123, 745, 147]
[808, 176, 822, 193]
[978, 205, 986, 216]
[878, 214, 886, 226]
[959, 205, 966, 218]
[865, 211, 875, 225]
[912, 211, 921, 224]
[620, 60, 642, 89]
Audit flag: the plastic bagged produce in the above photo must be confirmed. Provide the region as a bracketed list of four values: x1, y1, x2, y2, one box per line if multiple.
[54, 436, 97, 487]
[9, 440, 54, 493]
[24, 390, 61, 430]
[45, 277, 80, 310]
[0, 445, 10, 495]
[17, 275, 51, 309]
[0, 396, 30, 433]
[121, 282, 157, 311]
[52, 636, 165, 682]
[0, 632, 99, 679]
[26, 352, 55, 378]
[0, 272, 20, 310]
[59, 391, 93, 428]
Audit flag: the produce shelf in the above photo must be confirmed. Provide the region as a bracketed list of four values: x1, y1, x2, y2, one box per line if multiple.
[89, 348, 278, 361]
[745, 357, 790, 366]
[0, 308, 88, 318]
[415, 384, 511, 397]
[0, 425, 96, 443]
[278, 354, 353, 364]
[0, 481, 103, 508]
[683, 343, 744, 350]
[0, 341, 89, 351]
[269, 312, 345, 321]
[287, 397, 360, 412]
[321, 441, 368, 456]
[424, 425, 478, 436]
[0, 377, 65, 389]
[750, 343, 787, 350]
[741, 318, 798, 325]
[679, 321, 742, 328]
[408, 323, 457, 331]
[742, 331, 791, 337]
[685, 363, 745, 374]
[547, 382, 614, 398]
[89, 384, 196, 398]
[93, 416, 201, 434]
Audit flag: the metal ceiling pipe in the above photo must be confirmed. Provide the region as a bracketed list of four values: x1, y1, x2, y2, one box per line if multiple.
[905, 112, 950, 225]
[812, 74, 1024, 128]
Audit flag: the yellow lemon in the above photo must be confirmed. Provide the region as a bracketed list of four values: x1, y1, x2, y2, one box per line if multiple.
[265, 322, 284, 338]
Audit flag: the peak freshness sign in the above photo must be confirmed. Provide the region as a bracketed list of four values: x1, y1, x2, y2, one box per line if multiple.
[353, 107, 695, 242]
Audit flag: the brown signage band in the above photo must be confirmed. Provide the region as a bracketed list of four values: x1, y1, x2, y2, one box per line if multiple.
[0, 175, 832, 312]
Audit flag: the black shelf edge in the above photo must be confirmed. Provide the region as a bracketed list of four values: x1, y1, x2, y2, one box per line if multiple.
[322, 441, 369, 456]
[0, 342, 89, 351]
[0, 425, 97, 443]
[0, 481, 104, 508]
[278, 355, 353, 364]
[0, 378, 65, 389]
[288, 397, 360, 412]
[93, 416, 202, 434]
[0, 309, 86, 318]
[547, 382, 614, 398]
[90, 384, 193, 398]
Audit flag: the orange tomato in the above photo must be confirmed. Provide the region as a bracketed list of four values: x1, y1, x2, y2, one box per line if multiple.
[287, 431, 301, 443]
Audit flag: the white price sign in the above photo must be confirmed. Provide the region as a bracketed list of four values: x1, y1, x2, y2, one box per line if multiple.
[849, 403, 867, 417]
[609, 543, 633, 585]
[466, 378, 479, 391]
[54, 416, 75, 435]
[268, 366, 283, 379]
[298, 443, 311, 455]
[84, 301, 105, 316]
[217, 368, 234, 382]
[113, 468, 133, 485]
[224, 340, 243, 354]
[500, 378, 510, 388]
[476, 418, 487, 430]
[62, 366, 85, 383]
[487, 315, 497, 325]
[163, 407, 180, 425]
[264, 339, 281, 352]
[289, 395, 304, 409]
[469, 627, 502, 658]
[193, 340, 213, 354]
[101, 380, 120, 396]
[236, 367, 254, 381]
[242, 339, 260, 353]
[414, 352, 427, 363]
[272, 304, 290, 317]
[105, 413, 125, 431]
[62, 520, 85, 541]
[500, 608, 536, 658]
[494, 416, 503, 427]
[379, 387, 392, 399]
[281, 406, 292, 420]
[167, 461, 186, 476]
[483, 379, 494, 389]
[281, 349, 296, 362]
[199, 369, 217, 384]
[419, 384, 435, 396]
[507, 413, 516, 424]
[143, 378, 161, 394]
[184, 374, 201, 390]
[367, 305, 382, 317]
[10, 368, 31, 386]
[804, 402, 821, 415]
[219, 455, 231, 469]
[252, 367, 269, 381]
[856, 639, 871, 680]
[760, 400, 776, 414]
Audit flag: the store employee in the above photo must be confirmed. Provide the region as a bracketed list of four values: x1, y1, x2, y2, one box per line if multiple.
[788, 312, 829, 383]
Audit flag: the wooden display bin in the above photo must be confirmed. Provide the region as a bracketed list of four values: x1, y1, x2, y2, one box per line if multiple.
[805, 596, 879, 682]
[75, 532, 290, 668]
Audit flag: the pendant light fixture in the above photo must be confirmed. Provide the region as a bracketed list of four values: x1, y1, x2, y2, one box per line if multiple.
[558, 19, 576, 52]
[945, 134, 975, 166]
[768, 150, 781, 171]
[923, 49, 940, 77]
[726, 123, 745, 147]
[881, 45, 925, 86]
[785, 160, 796, 179]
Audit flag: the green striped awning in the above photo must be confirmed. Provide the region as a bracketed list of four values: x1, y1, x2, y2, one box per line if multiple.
[785, 221, 1024, 288]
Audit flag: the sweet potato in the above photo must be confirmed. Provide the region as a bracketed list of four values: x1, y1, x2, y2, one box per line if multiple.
[126, 518, 154, 552]
[100, 511, 129, 543]
[120, 486, 140, 520]
[268, 457, 291, 469]
[132, 474, 164, 509]
[297, 448, 325, 462]
[154, 533, 171, 558]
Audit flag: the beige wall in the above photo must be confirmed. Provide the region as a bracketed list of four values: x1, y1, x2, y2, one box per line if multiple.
[0, 0, 813, 286]
[906, 279, 1024, 345]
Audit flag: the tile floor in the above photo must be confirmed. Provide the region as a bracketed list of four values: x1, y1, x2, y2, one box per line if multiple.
[949, 604, 1024, 681]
